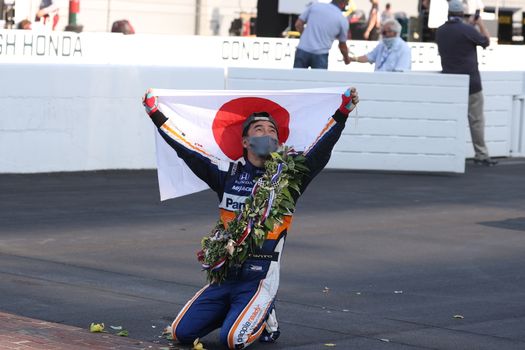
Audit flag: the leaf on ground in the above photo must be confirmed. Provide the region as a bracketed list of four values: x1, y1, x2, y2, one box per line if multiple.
[162, 326, 173, 335]
[161, 325, 174, 340]
[89, 323, 105, 333]
[193, 338, 206, 350]
[116, 330, 129, 337]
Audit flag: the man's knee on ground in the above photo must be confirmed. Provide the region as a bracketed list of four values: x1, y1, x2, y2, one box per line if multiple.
[173, 323, 197, 345]
[220, 324, 263, 349]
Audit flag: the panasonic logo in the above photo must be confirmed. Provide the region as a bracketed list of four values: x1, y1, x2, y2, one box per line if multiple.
[220, 193, 248, 211]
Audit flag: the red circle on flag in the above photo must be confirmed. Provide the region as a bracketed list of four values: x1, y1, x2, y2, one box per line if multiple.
[212, 97, 290, 160]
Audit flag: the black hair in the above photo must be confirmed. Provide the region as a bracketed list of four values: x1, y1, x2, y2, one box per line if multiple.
[242, 112, 278, 137]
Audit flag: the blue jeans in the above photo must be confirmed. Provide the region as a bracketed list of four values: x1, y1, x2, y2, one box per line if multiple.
[293, 48, 329, 69]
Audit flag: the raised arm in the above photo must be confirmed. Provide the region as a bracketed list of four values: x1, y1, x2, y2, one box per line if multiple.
[143, 90, 228, 194]
[300, 88, 359, 191]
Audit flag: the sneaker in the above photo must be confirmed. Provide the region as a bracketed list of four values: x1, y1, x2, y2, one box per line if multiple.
[473, 158, 498, 166]
[259, 328, 280, 343]
[259, 307, 280, 343]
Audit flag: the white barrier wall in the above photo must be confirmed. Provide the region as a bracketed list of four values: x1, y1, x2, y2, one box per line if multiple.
[517, 73, 525, 156]
[0, 65, 225, 173]
[227, 68, 469, 173]
[1, 32, 524, 174]
[473, 72, 524, 158]
[2, 31, 525, 72]
[0, 64, 471, 174]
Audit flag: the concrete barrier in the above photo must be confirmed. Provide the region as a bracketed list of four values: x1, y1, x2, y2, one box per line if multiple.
[474, 72, 524, 158]
[1, 32, 524, 174]
[0, 64, 224, 173]
[227, 68, 469, 173]
[2, 31, 525, 71]
[0, 63, 478, 174]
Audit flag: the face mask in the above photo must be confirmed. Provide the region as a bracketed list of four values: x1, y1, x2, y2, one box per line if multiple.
[382, 37, 396, 49]
[248, 136, 278, 157]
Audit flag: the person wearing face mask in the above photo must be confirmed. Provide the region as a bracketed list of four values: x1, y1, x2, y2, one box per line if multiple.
[143, 87, 359, 349]
[349, 18, 411, 72]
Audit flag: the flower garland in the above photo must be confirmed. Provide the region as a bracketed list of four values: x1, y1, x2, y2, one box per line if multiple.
[199, 146, 309, 283]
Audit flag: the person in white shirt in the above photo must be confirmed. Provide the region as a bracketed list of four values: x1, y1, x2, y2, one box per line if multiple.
[350, 19, 411, 72]
[293, 0, 351, 69]
[35, 0, 59, 30]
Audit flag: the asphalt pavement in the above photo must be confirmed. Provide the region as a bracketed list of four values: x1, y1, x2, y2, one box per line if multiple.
[1, 159, 525, 349]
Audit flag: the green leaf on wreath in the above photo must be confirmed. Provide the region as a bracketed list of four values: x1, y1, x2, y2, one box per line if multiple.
[289, 181, 301, 194]
[264, 217, 276, 231]
[282, 188, 293, 202]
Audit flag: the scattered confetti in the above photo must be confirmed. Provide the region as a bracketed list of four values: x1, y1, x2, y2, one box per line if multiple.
[323, 287, 330, 293]
[193, 338, 206, 350]
[380, 338, 390, 342]
[453, 315, 464, 319]
[89, 323, 105, 333]
[324, 343, 336, 347]
[116, 330, 129, 337]
[394, 290, 403, 294]
[162, 326, 173, 335]
[152, 325, 157, 328]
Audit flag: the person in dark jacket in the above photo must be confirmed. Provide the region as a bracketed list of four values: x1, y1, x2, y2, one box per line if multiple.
[436, 0, 497, 166]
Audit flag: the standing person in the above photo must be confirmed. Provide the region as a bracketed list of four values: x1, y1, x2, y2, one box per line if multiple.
[380, 3, 393, 23]
[350, 19, 411, 72]
[363, 0, 380, 40]
[436, 0, 497, 166]
[293, 0, 351, 69]
[142, 87, 359, 349]
[35, 0, 59, 30]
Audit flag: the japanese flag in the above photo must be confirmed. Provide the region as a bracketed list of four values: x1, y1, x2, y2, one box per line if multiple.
[152, 88, 345, 200]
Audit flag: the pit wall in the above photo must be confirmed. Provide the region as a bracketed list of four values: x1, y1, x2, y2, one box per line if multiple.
[1, 31, 524, 174]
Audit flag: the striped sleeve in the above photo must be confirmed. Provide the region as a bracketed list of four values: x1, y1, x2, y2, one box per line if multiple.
[300, 110, 347, 191]
[150, 110, 229, 194]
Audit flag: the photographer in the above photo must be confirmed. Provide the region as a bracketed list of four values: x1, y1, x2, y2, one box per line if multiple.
[435, 0, 497, 166]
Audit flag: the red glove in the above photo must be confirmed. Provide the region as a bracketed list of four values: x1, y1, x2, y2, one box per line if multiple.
[142, 91, 158, 115]
[338, 88, 355, 116]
